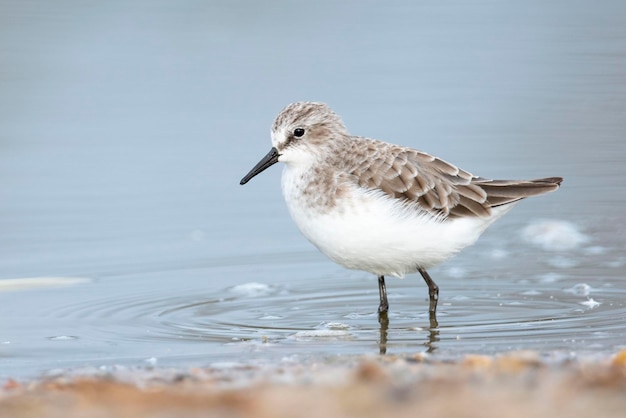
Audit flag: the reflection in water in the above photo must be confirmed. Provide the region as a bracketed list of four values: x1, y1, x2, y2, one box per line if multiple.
[378, 313, 389, 355]
[425, 331, 440, 354]
[378, 311, 440, 355]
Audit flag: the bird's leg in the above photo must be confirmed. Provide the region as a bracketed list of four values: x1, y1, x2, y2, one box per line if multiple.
[377, 275, 389, 314]
[428, 311, 439, 329]
[418, 267, 439, 313]
[378, 308, 389, 355]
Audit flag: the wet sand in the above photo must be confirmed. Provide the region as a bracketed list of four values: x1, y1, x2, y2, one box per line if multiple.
[3, 351, 626, 418]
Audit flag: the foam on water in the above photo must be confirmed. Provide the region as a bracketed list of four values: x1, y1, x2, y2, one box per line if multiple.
[521, 220, 590, 251]
[0, 277, 92, 292]
[580, 299, 601, 309]
[229, 282, 274, 297]
[565, 284, 592, 297]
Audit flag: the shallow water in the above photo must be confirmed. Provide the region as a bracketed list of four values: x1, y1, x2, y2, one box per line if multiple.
[1, 1, 626, 379]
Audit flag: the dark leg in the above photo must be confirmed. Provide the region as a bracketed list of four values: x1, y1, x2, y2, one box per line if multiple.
[378, 309, 389, 355]
[377, 275, 389, 314]
[418, 267, 439, 313]
[428, 311, 439, 329]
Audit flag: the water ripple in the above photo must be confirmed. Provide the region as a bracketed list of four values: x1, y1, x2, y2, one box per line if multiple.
[42, 272, 626, 358]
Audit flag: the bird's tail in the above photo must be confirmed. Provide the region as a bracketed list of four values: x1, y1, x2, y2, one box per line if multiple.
[472, 177, 563, 208]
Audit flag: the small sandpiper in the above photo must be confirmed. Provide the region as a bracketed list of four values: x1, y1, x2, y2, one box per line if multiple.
[240, 102, 562, 319]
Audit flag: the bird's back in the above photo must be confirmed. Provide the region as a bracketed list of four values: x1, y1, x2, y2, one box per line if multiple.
[343, 137, 562, 221]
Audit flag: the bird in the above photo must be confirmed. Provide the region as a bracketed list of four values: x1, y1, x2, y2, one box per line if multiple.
[240, 101, 562, 319]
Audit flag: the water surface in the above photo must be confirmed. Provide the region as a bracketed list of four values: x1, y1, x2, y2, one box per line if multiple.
[1, 1, 625, 378]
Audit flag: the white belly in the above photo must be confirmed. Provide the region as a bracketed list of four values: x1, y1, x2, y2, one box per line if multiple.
[281, 166, 513, 277]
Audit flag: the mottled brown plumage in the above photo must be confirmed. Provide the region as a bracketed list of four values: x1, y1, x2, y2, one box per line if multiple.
[266, 102, 562, 221]
[347, 139, 562, 219]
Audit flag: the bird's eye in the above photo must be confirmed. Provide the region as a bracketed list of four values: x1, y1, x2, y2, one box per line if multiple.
[293, 128, 305, 138]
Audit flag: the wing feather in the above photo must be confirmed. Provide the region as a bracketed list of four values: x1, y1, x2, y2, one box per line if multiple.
[349, 141, 562, 219]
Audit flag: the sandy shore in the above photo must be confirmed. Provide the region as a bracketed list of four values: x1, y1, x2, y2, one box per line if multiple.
[2, 350, 626, 418]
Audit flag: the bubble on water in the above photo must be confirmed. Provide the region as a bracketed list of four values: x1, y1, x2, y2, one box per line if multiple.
[229, 282, 273, 297]
[323, 322, 350, 330]
[537, 272, 564, 283]
[565, 283, 592, 296]
[288, 322, 353, 339]
[290, 329, 352, 339]
[580, 298, 601, 309]
[343, 312, 372, 320]
[47, 336, 79, 341]
[259, 314, 284, 320]
[521, 220, 589, 251]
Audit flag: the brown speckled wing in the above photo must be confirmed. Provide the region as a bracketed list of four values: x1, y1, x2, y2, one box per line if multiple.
[351, 144, 562, 219]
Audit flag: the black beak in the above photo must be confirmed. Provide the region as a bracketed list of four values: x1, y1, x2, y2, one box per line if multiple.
[240, 147, 280, 185]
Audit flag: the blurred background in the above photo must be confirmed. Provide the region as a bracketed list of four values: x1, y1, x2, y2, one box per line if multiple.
[1, 0, 625, 378]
